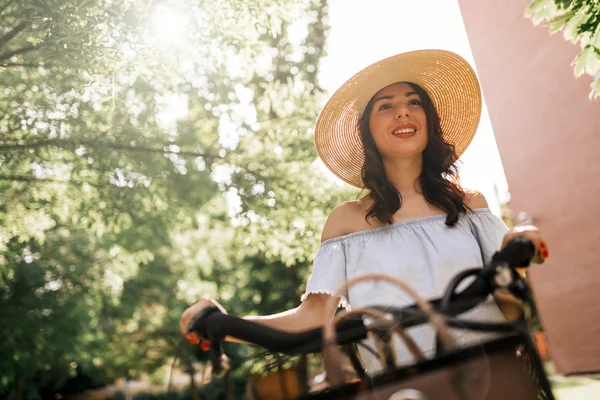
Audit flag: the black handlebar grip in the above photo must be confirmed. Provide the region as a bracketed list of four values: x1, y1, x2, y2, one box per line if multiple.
[491, 236, 536, 268]
[187, 306, 222, 338]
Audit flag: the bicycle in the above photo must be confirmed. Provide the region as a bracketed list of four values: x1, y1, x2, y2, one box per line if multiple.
[186, 237, 555, 399]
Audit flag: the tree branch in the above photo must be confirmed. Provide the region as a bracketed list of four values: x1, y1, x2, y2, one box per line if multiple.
[0, 21, 29, 48]
[0, 139, 219, 161]
[79, 140, 216, 159]
[0, 174, 42, 183]
[0, 174, 80, 186]
[0, 139, 61, 151]
[0, 174, 111, 189]
[0, 43, 37, 63]
[0, 62, 48, 68]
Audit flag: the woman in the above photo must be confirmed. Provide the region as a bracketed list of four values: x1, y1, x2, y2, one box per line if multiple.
[179, 50, 547, 374]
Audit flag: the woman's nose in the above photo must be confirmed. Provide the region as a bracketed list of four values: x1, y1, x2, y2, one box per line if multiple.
[396, 108, 409, 119]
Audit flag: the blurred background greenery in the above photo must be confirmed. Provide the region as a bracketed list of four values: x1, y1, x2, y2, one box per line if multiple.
[3, 0, 598, 398]
[0, 0, 355, 398]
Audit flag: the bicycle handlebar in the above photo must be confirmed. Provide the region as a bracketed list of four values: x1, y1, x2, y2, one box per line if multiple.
[190, 236, 537, 375]
[204, 313, 368, 354]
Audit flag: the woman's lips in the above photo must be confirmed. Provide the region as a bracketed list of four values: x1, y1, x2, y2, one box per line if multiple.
[391, 123, 418, 138]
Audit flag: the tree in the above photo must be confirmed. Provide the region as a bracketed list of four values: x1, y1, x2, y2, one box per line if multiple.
[1, 0, 218, 394]
[526, 0, 600, 98]
[1, 0, 350, 397]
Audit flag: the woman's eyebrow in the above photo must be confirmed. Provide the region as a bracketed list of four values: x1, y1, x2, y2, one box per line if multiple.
[373, 91, 419, 104]
[373, 94, 394, 104]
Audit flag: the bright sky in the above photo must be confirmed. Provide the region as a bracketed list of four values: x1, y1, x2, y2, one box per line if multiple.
[319, 0, 510, 215]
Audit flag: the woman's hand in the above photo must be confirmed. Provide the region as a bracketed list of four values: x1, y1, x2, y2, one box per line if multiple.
[180, 297, 227, 337]
[501, 224, 549, 263]
[495, 224, 549, 320]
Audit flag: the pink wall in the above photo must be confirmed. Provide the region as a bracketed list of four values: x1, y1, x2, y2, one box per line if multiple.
[458, 0, 600, 374]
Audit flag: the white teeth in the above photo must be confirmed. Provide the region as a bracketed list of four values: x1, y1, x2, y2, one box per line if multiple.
[393, 128, 416, 135]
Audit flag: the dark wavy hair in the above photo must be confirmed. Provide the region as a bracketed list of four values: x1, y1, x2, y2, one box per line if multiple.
[359, 82, 468, 226]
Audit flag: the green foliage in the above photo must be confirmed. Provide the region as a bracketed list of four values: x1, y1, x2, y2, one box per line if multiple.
[1, 0, 352, 397]
[525, 0, 600, 98]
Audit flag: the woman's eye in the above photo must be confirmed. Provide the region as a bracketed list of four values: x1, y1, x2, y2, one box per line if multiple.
[378, 103, 392, 111]
[408, 99, 422, 106]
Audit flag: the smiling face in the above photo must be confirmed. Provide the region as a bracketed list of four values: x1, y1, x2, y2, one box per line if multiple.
[367, 82, 428, 160]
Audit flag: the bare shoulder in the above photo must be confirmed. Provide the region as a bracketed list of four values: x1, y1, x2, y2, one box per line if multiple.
[464, 189, 489, 209]
[320, 200, 368, 242]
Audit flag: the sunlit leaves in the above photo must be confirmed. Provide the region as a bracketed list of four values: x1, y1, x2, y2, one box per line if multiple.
[526, 0, 600, 98]
[0, 0, 344, 395]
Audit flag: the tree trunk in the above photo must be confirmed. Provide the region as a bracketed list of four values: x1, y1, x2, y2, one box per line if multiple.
[13, 377, 23, 400]
[190, 369, 198, 400]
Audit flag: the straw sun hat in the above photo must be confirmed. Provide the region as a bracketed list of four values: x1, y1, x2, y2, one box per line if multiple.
[314, 49, 482, 188]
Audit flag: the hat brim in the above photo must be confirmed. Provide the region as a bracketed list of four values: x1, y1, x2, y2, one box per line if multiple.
[314, 49, 482, 188]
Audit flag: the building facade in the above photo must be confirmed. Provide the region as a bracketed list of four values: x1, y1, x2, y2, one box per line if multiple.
[458, 0, 600, 374]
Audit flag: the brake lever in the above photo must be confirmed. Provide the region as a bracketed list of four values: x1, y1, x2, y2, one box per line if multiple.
[491, 262, 530, 302]
[488, 236, 538, 302]
[207, 333, 230, 377]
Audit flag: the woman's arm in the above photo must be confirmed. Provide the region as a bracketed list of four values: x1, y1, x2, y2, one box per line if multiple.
[180, 293, 337, 344]
[181, 204, 353, 341]
[242, 202, 356, 335]
[242, 292, 335, 333]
